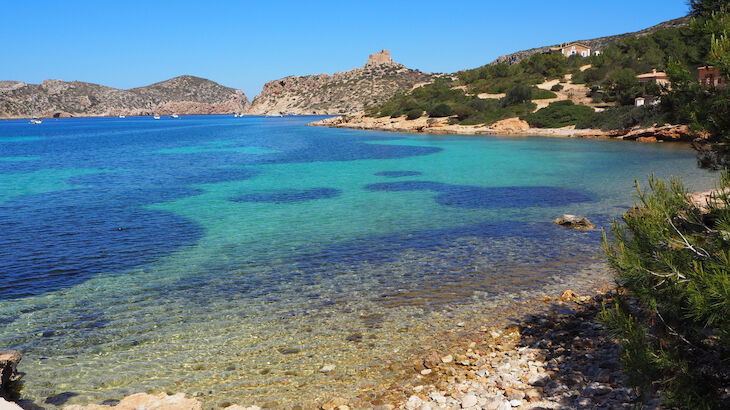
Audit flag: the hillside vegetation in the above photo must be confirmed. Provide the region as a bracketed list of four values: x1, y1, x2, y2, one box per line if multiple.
[367, 9, 724, 135]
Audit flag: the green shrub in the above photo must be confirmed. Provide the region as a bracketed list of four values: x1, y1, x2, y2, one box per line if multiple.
[532, 87, 558, 100]
[428, 103, 452, 117]
[602, 173, 730, 408]
[524, 100, 594, 128]
[405, 109, 423, 120]
[550, 83, 564, 92]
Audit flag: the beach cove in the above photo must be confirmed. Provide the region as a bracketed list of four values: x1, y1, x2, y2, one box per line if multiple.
[0, 115, 718, 408]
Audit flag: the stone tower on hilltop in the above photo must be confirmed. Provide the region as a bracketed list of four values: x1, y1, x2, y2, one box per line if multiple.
[365, 50, 394, 67]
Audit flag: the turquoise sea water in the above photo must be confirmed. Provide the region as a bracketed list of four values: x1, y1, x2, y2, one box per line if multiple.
[0, 115, 718, 407]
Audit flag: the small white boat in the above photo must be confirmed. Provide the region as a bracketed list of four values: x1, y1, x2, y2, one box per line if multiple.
[153, 114, 161, 120]
[29, 117, 42, 124]
[171, 114, 179, 119]
[118, 113, 126, 119]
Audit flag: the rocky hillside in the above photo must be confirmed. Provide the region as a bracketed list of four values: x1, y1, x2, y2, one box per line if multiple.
[0, 76, 250, 118]
[493, 16, 691, 65]
[248, 50, 437, 115]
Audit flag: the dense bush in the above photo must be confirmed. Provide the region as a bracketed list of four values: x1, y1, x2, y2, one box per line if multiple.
[501, 84, 533, 106]
[550, 83, 564, 92]
[525, 100, 594, 128]
[576, 105, 668, 130]
[428, 103, 452, 117]
[405, 109, 423, 120]
[602, 173, 730, 408]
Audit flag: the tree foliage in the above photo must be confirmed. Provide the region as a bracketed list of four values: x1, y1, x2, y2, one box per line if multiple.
[602, 173, 730, 407]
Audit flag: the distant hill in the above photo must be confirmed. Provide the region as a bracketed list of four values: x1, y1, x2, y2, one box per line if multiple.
[0, 75, 250, 118]
[248, 50, 438, 115]
[492, 16, 691, 65]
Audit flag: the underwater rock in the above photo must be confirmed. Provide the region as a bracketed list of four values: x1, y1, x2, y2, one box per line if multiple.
[62, 392, 203, 410]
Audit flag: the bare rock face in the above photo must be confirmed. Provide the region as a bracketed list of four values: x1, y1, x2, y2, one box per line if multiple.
[249, 50, 436, 115]
[618, 124, 694, 142]
[63, 392, 203, 410]
[0, 75, 250, 118]
[488, 118, 530, 133]
[0, 350, 21, 395]
[553, 214, 595, 230]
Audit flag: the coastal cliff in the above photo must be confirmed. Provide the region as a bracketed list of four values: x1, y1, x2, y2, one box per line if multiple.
[248, 50, 437, 115]
[0, 76, 250, 118]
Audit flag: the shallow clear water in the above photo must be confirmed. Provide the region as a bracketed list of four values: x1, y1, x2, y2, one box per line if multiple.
[0, 115, 718, 407]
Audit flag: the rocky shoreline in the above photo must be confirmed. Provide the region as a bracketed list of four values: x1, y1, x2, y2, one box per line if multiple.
[5, 287, 637, 410]
[310, 113, 700, 143]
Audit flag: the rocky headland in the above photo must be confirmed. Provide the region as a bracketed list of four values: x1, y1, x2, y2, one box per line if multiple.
[0, 76, 250, 118]
[247, 50, 437, 116]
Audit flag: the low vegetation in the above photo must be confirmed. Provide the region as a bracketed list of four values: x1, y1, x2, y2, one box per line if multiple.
[366, 79, 535, 125]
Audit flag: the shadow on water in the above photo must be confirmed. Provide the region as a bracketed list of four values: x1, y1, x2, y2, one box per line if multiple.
[364, 181, 595, 209]
[231, 187, 341, 203]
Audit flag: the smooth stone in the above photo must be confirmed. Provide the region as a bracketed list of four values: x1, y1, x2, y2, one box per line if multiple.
[528, 373, 550, 387]
[319, 365, 336, 373]
[404, 395, 423, 410]
[423, 351, 441, 369]
[0, 398, 22, 410]
[460, 394, 477, 408]
[321, 396, 348, 410]
[441, 355, 453, 364]
[63, 393, 202, 410]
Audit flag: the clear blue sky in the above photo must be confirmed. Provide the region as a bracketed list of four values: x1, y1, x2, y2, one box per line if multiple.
[2, 0, 691, 98]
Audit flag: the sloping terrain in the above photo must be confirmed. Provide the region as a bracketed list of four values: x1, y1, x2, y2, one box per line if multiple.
[248, 50, 437, 115]
[0, 76, 250, 118]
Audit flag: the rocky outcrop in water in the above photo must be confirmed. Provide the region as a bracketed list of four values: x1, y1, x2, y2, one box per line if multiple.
[248, 50, 437, 115]
[553, 215, 595, 230]
[0, 76, 250, 118]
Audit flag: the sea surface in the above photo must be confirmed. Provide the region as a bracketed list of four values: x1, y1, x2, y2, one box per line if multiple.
[0, 115, 718, 407]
